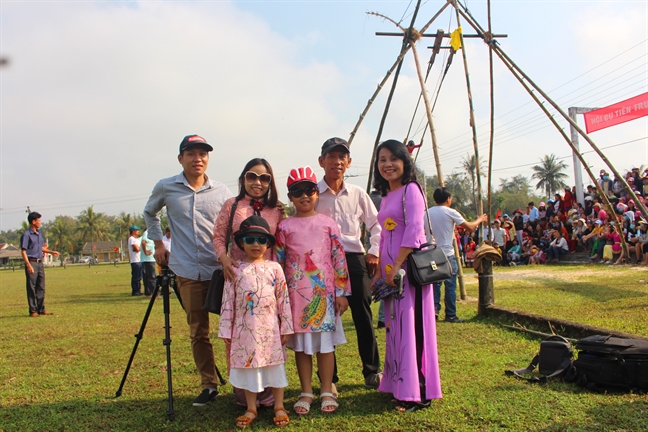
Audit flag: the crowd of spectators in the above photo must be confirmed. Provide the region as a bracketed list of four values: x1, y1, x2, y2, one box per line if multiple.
[456, 167, 648, 267]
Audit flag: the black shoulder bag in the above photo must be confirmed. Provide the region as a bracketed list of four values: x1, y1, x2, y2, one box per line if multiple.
[203, 199, 239, 315]
[402, 181, 453, 287]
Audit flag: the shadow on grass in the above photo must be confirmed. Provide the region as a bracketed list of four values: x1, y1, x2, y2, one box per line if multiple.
[542, 281, 646, 303]
[59, 293, 183, 305]
[0, 387, 398, 431]
[531, 399, 648, 432]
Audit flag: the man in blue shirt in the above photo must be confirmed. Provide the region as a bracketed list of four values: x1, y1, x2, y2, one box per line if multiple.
[528, 201, 539, 226]
[20, 212, 59, 317]
[144, 134, 233, 406]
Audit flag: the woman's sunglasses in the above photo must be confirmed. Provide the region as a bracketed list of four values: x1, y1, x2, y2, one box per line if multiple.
[245, 171, 272, 185]
[242, 236, 270, 245]
[288, 186, 317, 198]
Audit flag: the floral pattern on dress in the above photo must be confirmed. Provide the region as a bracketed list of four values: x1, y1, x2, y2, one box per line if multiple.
[275, 214, 351, 333]
[218, 260, 294, 369]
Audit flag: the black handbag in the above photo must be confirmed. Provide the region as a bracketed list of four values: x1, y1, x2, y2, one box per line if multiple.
[203, 199, 239, 315]
[402, 182, 453, 287]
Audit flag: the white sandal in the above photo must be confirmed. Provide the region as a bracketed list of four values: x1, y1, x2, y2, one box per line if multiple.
[293, 392, 314, 415]
[319, 392, 339, 413]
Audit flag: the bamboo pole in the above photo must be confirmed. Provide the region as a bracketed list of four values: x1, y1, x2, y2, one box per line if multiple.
[453, 1, 485, 245]
[365, 51, 408, 192]
[411, 44, 444, 185]
[486, 0, 495, 224]
[454, 4, 648, 224]
[491, 46, 632, 259]
[349, 1, 451, 149]
[411, 43, 467, 299]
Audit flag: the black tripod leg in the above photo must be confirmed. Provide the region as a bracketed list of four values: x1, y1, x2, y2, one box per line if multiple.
[161, 274, 175, 421]
[115, 282, 161, 398]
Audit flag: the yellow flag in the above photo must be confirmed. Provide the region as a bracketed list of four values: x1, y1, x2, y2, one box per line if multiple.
[450, 26, 462, 51]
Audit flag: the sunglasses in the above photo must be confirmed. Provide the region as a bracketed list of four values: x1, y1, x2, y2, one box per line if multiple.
[245, 171, 272, 185]
[242, 236, 270, 245]
[288, 185, 317, 198]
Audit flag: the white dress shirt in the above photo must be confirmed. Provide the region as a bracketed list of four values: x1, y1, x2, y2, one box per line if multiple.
[315, 180, 381, 256]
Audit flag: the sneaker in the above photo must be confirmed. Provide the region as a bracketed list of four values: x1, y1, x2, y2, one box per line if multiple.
[193, 388, 218, 406]
[376, 321, 385, 329]
[444, 316, 464, 323]
[364, 373, 382, 388]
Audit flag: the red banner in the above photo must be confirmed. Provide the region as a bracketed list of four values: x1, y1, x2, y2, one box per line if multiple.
[583, 92, 648, 133]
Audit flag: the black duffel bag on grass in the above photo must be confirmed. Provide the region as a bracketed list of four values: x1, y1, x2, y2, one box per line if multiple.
[505, 335, 575, 383]
[572, 335, 648, 392]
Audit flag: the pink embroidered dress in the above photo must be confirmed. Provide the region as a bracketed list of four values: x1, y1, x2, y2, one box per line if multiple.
[275, 214, 351, 354]
[213, 195, 284, 262]
[218, 260, 294, 392]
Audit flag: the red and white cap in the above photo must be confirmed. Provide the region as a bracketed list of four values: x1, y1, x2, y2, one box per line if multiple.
[287, 166, 317, 189]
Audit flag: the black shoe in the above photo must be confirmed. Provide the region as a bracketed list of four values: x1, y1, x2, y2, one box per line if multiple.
[131, 292, 142, 296]
[435, 314, 439, 322]
[444, 316, 464, 323]
[377, 321, 385, 329]
[193, 388, 218, 406]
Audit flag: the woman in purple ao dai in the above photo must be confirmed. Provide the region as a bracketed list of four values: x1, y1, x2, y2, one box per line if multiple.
[372, 139, 442, 412]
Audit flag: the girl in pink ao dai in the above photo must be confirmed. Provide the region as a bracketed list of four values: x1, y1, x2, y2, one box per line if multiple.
[219, 215, 294, 428]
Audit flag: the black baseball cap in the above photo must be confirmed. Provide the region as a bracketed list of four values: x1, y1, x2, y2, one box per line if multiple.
[179, 134, 213, 153]
[321, 137, 350, 156]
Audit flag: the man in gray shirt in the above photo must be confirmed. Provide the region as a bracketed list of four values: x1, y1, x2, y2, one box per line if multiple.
[144, 134, 233, 406]
[427, 187, 487, 323]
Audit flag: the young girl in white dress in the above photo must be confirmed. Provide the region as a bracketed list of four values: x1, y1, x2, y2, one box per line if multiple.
[219, 215, 294, 428]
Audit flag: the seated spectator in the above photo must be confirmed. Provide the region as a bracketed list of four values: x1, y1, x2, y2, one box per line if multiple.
[529, 246, 545, 265]
[546, 230, 569, 263]
[538, 202, 547, 219]
[507, 239, 522, 265]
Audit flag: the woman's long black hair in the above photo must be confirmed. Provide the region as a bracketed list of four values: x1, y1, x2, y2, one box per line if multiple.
[236, 158, 279, 208]
[372, 139, 418, 196]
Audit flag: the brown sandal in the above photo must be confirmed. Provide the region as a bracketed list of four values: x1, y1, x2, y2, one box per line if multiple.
[273, 407, 290, 427]
[236, 409, 257, 428]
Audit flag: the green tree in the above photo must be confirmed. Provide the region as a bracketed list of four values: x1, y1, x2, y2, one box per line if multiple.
[531, 154, 569, 198]
[76, 206, 110, 260]
[48, 216, 76, 258]
[460, 153, 486, 215]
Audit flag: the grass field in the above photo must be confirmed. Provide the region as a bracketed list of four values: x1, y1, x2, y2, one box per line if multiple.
[1, 264, 647, 431]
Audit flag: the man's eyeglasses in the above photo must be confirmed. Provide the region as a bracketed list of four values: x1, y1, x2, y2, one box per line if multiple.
[288, 186, 317, 198]
[242, 236, 270, 245]
[245, 171, 272, 185]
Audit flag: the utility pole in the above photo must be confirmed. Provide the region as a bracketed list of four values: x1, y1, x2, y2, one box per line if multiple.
[568, 107, 599, 205]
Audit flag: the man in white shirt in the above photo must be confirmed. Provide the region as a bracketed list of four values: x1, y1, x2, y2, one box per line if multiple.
[162, 227, 171, 253]
[315, 137, 382, 388]
[428, 187, 487, 322]
[128, 225, 142, 296]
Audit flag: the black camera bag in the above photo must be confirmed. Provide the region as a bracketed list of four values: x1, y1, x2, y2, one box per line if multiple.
[505, 335, 574, 382]
[572, 335, 648, 392]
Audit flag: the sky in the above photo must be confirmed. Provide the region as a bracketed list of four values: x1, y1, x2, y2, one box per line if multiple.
[1, 0, 647, 231]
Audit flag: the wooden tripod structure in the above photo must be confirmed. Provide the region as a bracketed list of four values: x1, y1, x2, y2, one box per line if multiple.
[345, 0, 647, 305]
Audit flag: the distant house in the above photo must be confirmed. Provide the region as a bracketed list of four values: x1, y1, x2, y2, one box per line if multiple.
[81, 241, 122, 262]
[0, 244, 22, 266]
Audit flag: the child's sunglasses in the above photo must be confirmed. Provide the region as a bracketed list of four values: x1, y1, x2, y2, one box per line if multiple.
[242, 236, 270, 245]
[288, 185, 317, 198]
[245, 171, 272, 185]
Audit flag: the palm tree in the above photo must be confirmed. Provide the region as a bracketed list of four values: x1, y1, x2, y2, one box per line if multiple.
[531, 154, 569, 198]
[48, 216, 75, 258]
[460, 154, 485, 215]
[76, 206, 109, 260]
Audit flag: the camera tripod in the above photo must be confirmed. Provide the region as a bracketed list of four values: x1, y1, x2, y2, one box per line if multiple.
[114, 267, 225, 421]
